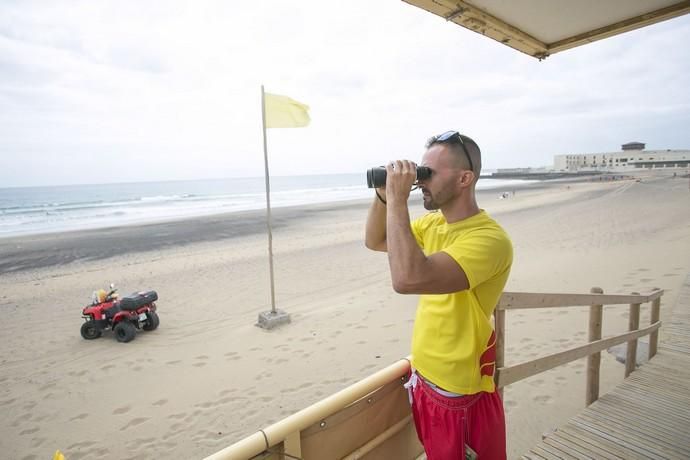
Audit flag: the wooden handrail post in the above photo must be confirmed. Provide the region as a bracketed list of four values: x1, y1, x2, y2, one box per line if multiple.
[283, 430, 302, 458]
[586, 287, 603, 405]
[626, 292, 641, 377]
[495, 309, 505, 399]
[649, 288, 661, 359]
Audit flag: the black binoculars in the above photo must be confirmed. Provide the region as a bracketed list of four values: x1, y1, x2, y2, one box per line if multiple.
[366, 166, 431, 188]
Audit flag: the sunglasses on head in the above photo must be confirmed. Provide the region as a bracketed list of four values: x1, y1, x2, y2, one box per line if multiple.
[429, 130, 474, 173]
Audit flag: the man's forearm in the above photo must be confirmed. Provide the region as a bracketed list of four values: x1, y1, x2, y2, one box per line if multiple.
[386, 201, 428, 293]
[365, 195, 387, 251]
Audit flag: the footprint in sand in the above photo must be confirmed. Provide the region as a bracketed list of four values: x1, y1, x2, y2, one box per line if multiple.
[68, 441, 97, 449]
[113, 406, 131, 415]
[504, 400, 518, 408]
[219, 389, 236, 396]
[166, 360, 182, 365]
[193, 362, 207, 367]
[69, 413, 89, 421]
[19, 427, 40, 435]
[152, 399, 168, 406]
[195, 355, 209, 360]
[533, 395, 552, 404]
[120, 417, 149, 431]
[217, 396, 235, 404]
[101, 364, 116, 371]
[12, 413, 31, 426]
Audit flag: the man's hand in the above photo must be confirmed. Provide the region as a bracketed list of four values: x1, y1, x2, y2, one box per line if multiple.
[385, 160, 417, 206]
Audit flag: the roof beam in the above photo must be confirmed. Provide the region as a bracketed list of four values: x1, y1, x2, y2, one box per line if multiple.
[403, 0, 690, 59]
[548, 1, 690, 54]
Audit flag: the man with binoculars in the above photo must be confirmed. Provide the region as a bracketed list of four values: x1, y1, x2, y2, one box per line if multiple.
[365, 131, 512, 460]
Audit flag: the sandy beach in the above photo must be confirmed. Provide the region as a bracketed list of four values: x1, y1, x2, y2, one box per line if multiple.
[2, 173, 689, 459]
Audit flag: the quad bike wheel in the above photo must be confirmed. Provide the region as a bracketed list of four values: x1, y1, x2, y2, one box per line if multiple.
[80, 321, 102, 340]
[113, 321, 136, 343]
[143, 311, 160, 331]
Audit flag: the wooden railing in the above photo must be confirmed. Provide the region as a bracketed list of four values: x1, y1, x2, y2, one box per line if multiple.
[495, 288, 663, 405]
[205, 288, 663, 460]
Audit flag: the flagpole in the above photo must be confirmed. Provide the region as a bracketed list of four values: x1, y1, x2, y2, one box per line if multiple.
[260, 84, 277, 315]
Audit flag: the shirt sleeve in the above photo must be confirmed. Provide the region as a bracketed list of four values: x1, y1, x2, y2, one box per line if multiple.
[442, 228, 513, 289]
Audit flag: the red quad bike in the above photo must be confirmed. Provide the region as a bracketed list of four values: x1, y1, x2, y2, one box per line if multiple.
[80, 284, 160, 343]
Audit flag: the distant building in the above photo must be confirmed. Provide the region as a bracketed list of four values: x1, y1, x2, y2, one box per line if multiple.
[621, 141, 645, 151]
[553, 142, 690, 172]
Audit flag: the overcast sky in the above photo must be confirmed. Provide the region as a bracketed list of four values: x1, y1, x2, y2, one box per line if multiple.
[1, 1, 689, 187]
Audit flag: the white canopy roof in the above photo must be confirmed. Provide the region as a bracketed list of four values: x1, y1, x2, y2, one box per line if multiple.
[403, 0, 690, 59]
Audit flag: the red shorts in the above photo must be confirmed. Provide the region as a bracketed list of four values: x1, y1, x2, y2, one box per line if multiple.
[410, 373, 506, 460]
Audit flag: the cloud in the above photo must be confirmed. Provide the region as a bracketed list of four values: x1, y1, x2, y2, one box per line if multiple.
[1, 1, 689, 186]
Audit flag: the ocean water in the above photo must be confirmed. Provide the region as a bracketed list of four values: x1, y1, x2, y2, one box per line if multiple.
[0, 173, 534, 238]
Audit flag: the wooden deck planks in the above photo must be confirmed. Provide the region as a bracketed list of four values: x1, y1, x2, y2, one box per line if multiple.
[522, 274, 690, 459]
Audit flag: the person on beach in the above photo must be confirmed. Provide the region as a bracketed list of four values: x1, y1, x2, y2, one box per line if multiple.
[365, 131, 513, 460]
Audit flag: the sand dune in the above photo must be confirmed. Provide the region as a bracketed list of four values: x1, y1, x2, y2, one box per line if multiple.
[1, 174, 689, 459]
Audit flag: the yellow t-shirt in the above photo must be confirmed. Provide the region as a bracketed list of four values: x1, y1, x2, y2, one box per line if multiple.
[410, 210, 513, 394]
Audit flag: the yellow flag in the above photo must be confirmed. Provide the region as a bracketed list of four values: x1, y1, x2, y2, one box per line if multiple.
[264, 92, 310, 128]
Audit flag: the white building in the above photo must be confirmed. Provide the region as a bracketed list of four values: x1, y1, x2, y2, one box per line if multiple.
[554, 142, 690, 172]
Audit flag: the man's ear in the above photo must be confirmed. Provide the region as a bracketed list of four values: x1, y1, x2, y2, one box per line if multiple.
[458, 171, 474, 187]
